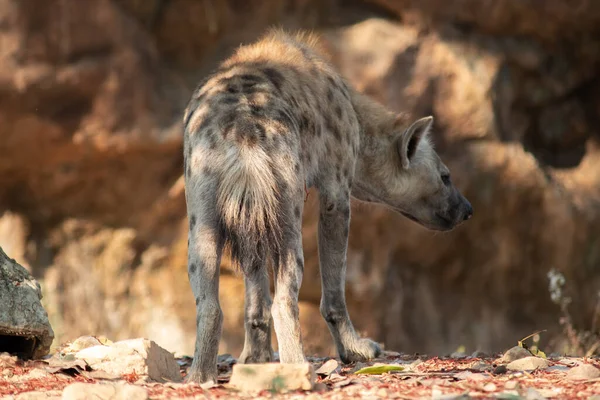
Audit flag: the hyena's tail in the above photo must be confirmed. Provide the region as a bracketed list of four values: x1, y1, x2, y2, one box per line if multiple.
[217, 146, 284, 272]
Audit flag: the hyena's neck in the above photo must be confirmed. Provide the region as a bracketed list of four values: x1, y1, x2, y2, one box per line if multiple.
[350, 90, 397, 139]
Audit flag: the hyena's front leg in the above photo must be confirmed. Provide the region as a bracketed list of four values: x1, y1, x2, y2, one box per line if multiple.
[238, 267, 273, 363]
[185, 188, 225, 384]
[318, 192, 382, 363]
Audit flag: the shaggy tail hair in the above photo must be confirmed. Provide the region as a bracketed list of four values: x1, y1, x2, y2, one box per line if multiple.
[216, 146, 285, 272]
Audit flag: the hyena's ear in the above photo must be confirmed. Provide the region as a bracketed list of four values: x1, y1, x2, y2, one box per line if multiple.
[397, 116, 433, 169]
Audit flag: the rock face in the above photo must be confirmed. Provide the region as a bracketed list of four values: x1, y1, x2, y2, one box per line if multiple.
[0, 0, 600, 359]
[0, 247, 54, 359]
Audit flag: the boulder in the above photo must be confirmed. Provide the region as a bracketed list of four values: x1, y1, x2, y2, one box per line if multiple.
[0, 247, 54, 359]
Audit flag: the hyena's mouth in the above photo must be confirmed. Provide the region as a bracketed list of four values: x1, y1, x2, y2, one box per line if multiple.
[434, 212, 453, 225]
[398, 209, 456, 232]
[399, 211, 420, 223]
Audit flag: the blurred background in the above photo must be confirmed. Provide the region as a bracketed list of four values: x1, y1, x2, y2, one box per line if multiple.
[1, 0, 599, 359]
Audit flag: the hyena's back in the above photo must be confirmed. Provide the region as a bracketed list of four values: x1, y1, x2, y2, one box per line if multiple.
[183, 30, 345, 271]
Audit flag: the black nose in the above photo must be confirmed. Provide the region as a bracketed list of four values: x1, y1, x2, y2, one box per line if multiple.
[463, 201, 473, 221]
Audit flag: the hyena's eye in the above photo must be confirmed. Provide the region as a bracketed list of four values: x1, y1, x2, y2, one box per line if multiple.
[441, 174, 451, 186]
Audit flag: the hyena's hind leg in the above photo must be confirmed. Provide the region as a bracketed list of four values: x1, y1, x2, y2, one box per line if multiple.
[238, 267, 274, 363]
[185, 180, 225, 384]
[270, 195, 307, 364]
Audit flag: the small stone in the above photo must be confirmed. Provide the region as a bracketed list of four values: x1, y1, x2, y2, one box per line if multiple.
[504, 380, 520, 390]
[200, 380, 217, 390]
[499, 346, 532, 363]
[558, 357, 579, 366]
[566, 363, 600, 380]
[75, 338, 181, 382]
[506, 356, 549, 371]
[217, 354, 236, 366]
[229, 363, 315, 393]
[493, 365, 508, 375]
[470, 361, 491, 371]
[471, 351, 487, 358]
[62, 336, 103, 353]
[525, 387, 546, 400]
[315, 359, 339, 376]
[483, 383, 497, 392]
[61, 383, 148, 400]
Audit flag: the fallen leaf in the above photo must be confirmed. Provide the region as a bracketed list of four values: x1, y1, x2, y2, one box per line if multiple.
[355, 365, 404, 375]
[454, 371, 487, 381]
[45, 358, 91, 376]
[332, 378, 354, 388]
[96, 336, 113, 345]
[84, 369, 120, 380]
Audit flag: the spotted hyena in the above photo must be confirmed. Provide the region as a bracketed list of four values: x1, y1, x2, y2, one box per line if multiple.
[183, 29, 473, 383]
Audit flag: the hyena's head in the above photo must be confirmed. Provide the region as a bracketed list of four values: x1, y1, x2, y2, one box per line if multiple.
[353, 115, 473, 231]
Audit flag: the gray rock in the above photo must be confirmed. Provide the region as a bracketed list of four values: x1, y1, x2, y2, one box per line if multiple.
[0, 247, 54, 359]
[566, 363, 600, 380]
[229, 362, 315, 393]
[61, 382, 148, 400]
[500, 346, 532, 363]
[506, 356, 549, 371]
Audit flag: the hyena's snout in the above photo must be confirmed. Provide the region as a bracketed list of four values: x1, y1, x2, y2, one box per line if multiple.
[457, 193, 473, 222]
[431, 189, 473, 231]
[448, 191, 473, 227]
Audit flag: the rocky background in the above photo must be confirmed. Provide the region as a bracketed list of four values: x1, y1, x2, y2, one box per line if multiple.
[1, 0, 599, 360]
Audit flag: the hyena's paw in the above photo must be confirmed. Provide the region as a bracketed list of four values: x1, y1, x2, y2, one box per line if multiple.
[185, 362, 217, 385]
[340, 338, 382, 364]
[238, 347, 273, 364]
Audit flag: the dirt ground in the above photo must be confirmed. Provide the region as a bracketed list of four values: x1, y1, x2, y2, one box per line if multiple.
[1, 348, 599, 399]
